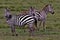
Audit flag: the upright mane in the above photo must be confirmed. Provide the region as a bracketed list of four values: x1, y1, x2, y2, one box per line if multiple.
[42, 4, 50, 13]
[42, 4, 49, 10]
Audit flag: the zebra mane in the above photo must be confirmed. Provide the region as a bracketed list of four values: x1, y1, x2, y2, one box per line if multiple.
[42, 4, 49, 10]
[42, 4, 49, 13]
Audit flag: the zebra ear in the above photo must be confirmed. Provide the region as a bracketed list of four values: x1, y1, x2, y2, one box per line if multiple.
[5, 8, 10, 12]
[30, 6, 35, 11]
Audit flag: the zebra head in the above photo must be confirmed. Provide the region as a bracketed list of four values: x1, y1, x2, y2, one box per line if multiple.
[29, 6, 39, 16]
[4, 8, 12, 20]
[43, 4, 54, 14]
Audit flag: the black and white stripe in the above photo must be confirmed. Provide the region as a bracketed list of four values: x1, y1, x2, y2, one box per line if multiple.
[17, 15, 35, 26]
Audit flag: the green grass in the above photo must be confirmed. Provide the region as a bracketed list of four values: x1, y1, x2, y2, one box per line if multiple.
[0, 0, 60, 40]
[0, 28, 60, 40]
[0, 35, 60, 40]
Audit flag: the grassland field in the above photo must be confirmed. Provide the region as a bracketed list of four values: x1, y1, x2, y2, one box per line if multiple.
[0, 0, 60, 40]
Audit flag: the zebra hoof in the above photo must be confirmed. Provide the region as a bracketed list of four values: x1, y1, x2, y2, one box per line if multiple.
[16, 34, 18, 36]
[12, 34, 15, 36]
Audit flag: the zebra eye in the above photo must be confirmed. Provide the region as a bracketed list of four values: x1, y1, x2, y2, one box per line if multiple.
[9, 15, 12, 18]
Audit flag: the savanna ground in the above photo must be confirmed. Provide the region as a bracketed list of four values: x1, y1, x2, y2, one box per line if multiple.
[0, 0, 60, 40]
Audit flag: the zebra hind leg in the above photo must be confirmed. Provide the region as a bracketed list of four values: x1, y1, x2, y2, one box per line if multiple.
[28, 23, 35, 36]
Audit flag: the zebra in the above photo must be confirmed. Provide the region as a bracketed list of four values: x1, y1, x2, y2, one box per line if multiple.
[28, 4, 54, 31]
[4, 8, 37, 36]
[28, 7, 41, 30]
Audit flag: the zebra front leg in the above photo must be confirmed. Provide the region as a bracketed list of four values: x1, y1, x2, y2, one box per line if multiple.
[37, 21, 42, 31]
[10, 25, 18, 36]
[42, 20, 46, 31]
[39, 21, 42, 26]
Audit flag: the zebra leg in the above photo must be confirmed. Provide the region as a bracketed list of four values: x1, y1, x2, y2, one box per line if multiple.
[28, 23, 35, 36]
[34, 17, 39, 31]
[10, 25, 18, 36]
[39, 21, 42, 26]
[37, 21, 42, 31]
[42, 20, 46, 31]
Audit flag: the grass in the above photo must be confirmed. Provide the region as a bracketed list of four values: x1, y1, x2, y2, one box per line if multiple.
[0, 28, 60, 40]
[0, 0, 60, 40]
[0, 35, 60, 40]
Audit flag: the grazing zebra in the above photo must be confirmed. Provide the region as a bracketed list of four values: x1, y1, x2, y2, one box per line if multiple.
[28, 4, 54, 31]
[4, 8, 37, 36]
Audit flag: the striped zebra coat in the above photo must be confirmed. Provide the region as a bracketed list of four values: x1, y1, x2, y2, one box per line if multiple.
[5, 8, 37, 36]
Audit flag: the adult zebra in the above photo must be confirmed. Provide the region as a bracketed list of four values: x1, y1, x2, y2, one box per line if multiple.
[4, 8, 37, 36]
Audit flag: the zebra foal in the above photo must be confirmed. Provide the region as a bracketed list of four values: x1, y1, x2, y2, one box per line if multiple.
[4, 8, 37, 36]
